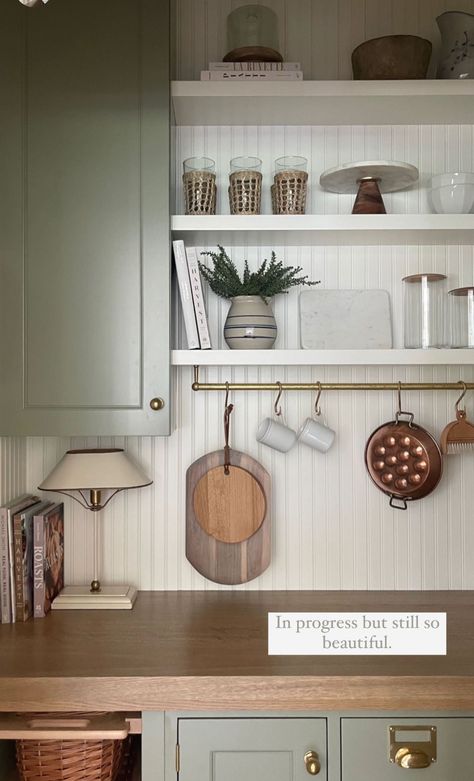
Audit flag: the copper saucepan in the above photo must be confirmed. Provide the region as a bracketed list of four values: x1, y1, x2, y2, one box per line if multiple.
[365, 399, 443, 510]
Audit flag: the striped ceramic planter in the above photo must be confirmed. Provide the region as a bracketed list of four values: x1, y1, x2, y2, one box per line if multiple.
[224, 295, 277, 349]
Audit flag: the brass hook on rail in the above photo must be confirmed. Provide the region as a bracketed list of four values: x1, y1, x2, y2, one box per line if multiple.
[274, 381, 283, 417]
[314, 381, 323, 417]
[455, 380, 468, 412]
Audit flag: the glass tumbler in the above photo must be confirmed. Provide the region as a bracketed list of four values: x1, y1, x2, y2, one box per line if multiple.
[403, 273, 447, 348]
[449, 286, 474, 347]
[272, 156, 308, 214]
[229, 156, 262, 215]
[182, 157, 216, 215]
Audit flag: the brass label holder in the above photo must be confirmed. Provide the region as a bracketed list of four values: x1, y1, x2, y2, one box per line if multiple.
[389, 725, 437, 769]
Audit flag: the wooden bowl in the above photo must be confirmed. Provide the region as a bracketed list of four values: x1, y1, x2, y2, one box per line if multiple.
[352, 35, 432, 80]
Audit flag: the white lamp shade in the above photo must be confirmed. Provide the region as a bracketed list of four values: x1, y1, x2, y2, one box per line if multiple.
[38, 448, 152, 492]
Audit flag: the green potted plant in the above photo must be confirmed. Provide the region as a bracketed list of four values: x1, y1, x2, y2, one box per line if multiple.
[199, 245, 319, 349]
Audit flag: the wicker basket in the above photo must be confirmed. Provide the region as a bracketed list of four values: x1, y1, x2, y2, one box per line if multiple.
[228, 170, 262, 215]
[0, 712, 133, 781]
[182, 170, 216, 215]
[272, 170, 308, 214]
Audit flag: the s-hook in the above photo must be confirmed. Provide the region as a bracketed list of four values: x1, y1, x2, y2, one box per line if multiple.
[314, 381, 322, 417]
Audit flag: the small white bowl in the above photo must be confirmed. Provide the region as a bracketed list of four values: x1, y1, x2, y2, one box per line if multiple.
[430, 184, 474, 214]
[431, 172, 474, 188]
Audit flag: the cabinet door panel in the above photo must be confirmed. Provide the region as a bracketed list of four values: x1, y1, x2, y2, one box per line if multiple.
[178, 718, 327, 781]
[0, 0, 170, 435]
[342, 717, 474, 781]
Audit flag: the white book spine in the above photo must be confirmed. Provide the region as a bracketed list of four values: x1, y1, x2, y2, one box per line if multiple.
[209, 62, 301, 71]
[185, 247, 211, 350]
[172, 240, 200, 350]
[7, 510, 16, 622]
[0, 508, 11, 623]
[200, 70, 303, 81]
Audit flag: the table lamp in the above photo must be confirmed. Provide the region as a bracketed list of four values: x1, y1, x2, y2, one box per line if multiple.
[38, 448, 152, 610]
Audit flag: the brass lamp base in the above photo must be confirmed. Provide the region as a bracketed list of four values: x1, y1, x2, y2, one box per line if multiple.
[52, 585, 137, 610]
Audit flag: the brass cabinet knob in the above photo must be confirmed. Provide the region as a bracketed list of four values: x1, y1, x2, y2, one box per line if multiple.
[395, 748, 431, 769]
[150, 397, 165, 411]
[304, 750, 321, 775]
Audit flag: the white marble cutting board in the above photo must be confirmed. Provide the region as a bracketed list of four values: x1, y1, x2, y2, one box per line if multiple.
[299, 289, 393, 349]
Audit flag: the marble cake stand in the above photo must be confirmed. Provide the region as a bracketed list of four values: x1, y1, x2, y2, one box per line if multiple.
[319, 160, 419, 214]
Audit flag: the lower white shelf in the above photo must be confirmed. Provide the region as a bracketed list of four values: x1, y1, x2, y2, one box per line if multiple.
[172, 349, 474, 367]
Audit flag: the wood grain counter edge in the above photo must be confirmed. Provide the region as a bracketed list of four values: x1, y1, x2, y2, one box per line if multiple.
[1, 675, 474, 712]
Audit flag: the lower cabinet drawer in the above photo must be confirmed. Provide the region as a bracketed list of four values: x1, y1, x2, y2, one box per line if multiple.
[342, 717, 474, 780]
[178, 717, 327, 781]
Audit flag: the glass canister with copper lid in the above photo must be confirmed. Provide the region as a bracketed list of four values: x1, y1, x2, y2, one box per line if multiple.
[403, 273, 447, 348]
[449, 286, 474, 347]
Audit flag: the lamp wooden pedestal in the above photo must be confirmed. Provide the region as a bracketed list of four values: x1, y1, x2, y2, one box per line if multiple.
[320, 160, 419, 214]
[52, 585, 137, 610]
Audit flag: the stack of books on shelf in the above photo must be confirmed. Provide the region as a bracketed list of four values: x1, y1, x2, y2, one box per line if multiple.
[173, 240, 212, 350]
[201, 62, 303, 81]
[0, 494, 64, 622]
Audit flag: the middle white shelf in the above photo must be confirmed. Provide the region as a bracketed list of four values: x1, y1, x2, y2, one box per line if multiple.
[172, 349, 474, 367]
[171, 214, 474, 247]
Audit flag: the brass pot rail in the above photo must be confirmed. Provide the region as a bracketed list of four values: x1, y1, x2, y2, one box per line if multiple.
[192, 366, 474, 393]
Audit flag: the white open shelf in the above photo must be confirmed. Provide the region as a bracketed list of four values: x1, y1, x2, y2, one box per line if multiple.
[172, 80, 474, 126]
[171, 214, 474, 246]
[172, 349, 474, 367]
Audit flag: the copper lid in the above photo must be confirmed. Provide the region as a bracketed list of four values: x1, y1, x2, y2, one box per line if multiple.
[448, 286, 474, 296]
[402, 273, 447, 283]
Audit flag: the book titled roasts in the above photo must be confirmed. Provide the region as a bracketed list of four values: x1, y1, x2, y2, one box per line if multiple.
[34, 502, 64, 618]
[14, 500, 52, 622]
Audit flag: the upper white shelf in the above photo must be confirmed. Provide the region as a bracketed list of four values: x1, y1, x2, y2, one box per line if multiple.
[171, 214, 474, 246]
[172, 349, 474, 367]
[172, 80, 474, 126]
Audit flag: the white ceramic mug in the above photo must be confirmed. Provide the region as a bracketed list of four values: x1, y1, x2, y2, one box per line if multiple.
[256, 417, 297, 453]
[298, 417, 335, 453]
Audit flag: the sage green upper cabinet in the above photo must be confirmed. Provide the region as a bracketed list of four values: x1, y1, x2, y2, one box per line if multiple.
[0, 0, 170, 435]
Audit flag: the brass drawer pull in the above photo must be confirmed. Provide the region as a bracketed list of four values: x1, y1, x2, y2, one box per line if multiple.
[150, 397, 165, 410]
[304, 750, 321, 775]
[394, 748, 431, 769]
[390, 725, 436, 769]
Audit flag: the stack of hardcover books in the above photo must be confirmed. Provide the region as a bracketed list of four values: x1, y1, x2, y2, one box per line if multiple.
[173, 240, 212, 350]
[200, 62, 303, 81]
[0, 494, 64, 622]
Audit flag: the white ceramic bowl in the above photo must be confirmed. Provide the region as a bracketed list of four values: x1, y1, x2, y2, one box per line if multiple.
[430, 184, 474, 214]
[431, 172, 474, 188]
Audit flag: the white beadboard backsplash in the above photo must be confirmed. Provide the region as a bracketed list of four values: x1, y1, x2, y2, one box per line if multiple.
[174, 0, 474, 81]
[3, 0, 474, 592]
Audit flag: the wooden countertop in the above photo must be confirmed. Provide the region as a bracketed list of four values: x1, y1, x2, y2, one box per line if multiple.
[1, 591, 474, 712]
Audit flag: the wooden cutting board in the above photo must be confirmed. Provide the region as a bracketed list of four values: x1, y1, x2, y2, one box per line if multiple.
[186, 449, 271, 585]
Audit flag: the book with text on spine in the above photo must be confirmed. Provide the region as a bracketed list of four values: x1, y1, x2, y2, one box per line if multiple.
[34, 502, 64, 618]
[185, 246, 211, 349]
[200, 70, 303, 81]
[172, 240, 200, 349]
[209, 62, 301, 71]
[0, 494, 40, 623]
[14, 500, 52, 622]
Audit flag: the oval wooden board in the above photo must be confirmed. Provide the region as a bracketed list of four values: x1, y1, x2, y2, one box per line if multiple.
[186, 449, 271, 585]
[193, 464, 266, 543]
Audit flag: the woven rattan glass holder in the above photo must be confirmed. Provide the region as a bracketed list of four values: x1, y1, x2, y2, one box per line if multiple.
[229, 170, 262, 214]
[183, 170, 216, 215]
[10, 712, 133, 781]
[272, 169, 308, 214]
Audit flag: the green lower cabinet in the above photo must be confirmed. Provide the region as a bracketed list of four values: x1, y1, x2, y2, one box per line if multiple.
[342, 717, 474, 780]
[176, 718, 327, 781]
